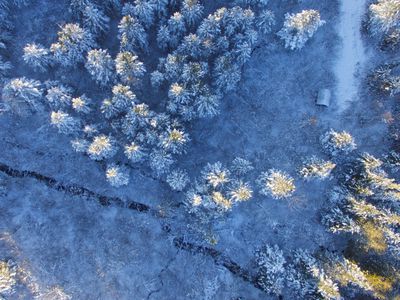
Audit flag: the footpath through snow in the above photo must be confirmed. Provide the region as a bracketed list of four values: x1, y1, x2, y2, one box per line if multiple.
[335, 0, 369, 112]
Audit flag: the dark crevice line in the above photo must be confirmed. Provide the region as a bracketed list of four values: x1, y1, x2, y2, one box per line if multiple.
[0, 162, 264, 294]
[0, 162, 150, 212]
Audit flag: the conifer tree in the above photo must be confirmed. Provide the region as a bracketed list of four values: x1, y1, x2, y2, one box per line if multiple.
[50, 110, 80, 134]
[23, 43, 52, 72]
[51, 23, 96, 66]
[369, 0, 400, 34]
[115, 51, 146, 85]
[278, 10, 325, 50]
[2, 78, 42, 115]
[118, 15, 148, 52]
[83, 3, 110, 35]
[85, 49, 115, 86]
[106, 164, 130, 187]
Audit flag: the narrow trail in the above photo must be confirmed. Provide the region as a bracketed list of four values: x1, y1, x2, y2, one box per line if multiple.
[335, 0, 369, 112]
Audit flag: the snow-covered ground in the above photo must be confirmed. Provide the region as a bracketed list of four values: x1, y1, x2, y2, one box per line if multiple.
[335, 0, 369, 112]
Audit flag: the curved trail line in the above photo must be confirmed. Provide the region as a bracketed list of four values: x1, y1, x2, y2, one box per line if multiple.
[335, 0, 368, 111]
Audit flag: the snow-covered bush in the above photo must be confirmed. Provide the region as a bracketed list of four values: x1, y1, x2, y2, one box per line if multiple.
[321, 129, 356, 156]
[106, 164, 129, 187]
[257, 169, 296, 199]
[50, 23, 95, 67]
[85, 49, 115, 86]
[167, 169, 189, 191]
[278, 10, 325, 50]
[23, 43, 52, 71]
[369, 0, 400, 34]
[2, 77, 42, 115]
[299, 157, 336, 180]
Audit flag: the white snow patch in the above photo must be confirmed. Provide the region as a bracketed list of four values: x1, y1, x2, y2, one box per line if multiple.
[335, 0, 369, 112]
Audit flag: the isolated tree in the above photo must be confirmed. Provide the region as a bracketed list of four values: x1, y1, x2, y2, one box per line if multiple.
[83, 3, 110, 35]
[50, 23, 95, 66]
[2, 78, 42, 115]
[106, 164, 130, 187]
[167, 169, 189, 191]
[118, 15, 148, 52]
[257, 169, 296, 199]
[85, 49, 115, 86]
[321, 129, 356, 156]
[278, 10, 325, 50]
[23, 43, 52, 71]
[87, 134, 118, 160]
[124, 141, 146, 162]
[369, 0, 400, 34]
[50, 111, 80, 134]
[115, 51, 146, 84]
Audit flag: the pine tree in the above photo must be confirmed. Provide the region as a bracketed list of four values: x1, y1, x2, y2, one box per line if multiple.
[2, 77, 42, 115]
[257, 169, 296, 199]
[231, 157, 254, 175]
[50, 110, 80, 134]
[228, 181, 253, 202]
[167, 169, 189, 191]
[278, 10, 325, 50]
[181, 0, 204, 26]
[0, 57, 12, 80]
[71, 138, 89, 153]
[83, 3, 110, 35]
[111, 84, 136, 111]
[71, 94, 92, 113]
[255, 244, 287, 295]
[23, 43, 52, 72]
[165, 12, 186, 48]
[202, 162, 230, 188]
[124, 141, 146, 162]
[106, 164, 130, 187]
[300, 157, 336, 180]
[321, 129, 356, 156]
[160, 127, 189, 154]
[118, 15, 148, 52]
[213, 54, 241, 93]
[115, 51, 146, 85]
[85, 49, 115, 86]
[50, 23, 96, 66]
[132, 0, 155, 28]
[45, 84, 73, 109]
[194, 93, 220, 118]
[157, 25, 172, 50]
[87, 134, 118, 160]
[257, 10, 276, 35]
[149, 149, 174, 176]
[369, 0, 400, 34]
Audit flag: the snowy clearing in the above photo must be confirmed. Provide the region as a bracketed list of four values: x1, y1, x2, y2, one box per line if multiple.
[335, 0, 369, 112]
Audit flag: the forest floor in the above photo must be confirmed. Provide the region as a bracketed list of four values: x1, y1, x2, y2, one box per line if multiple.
[0, 0, 393, 299]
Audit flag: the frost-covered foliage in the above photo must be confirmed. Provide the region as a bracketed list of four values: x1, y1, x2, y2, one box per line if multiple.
[45, 84, 73, 109]
[369, 0, 400, 34]
[368, 62, 400, 96]
[0, 260, 17, 296]
[255, 244, 286, 295]
[321, 129, 356, 156]
[300, 157, 336, 180]
[2, 77, 42, 115]
[72, 95, 92, 113]
[257, 10, 276, 35]
[50, 110, 80, 134]
[87, 134, 118, 160]
[231, 157, 254, 175]
[278, 10, 325, 50]
[50, 23, 96, 66]
[118, 15, 148, 52]
[83, 3, 110, 35]
[115, 51, 146, 84]
[149, 150, 174, 176]
[23, 43, 52, 72]
[106, 164, 129, 187]
[167, 169, 189, 191]
[186, 160, 253, 217]
[257, 169, 296, 199]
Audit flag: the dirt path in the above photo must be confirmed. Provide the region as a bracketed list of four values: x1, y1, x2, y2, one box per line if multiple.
[335, 0, 369, 112]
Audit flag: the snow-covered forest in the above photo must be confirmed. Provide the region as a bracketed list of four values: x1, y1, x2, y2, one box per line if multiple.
[0, 0, 400, 299]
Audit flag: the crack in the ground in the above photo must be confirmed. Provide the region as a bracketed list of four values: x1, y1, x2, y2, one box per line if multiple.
[0, 162, 264, 295]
